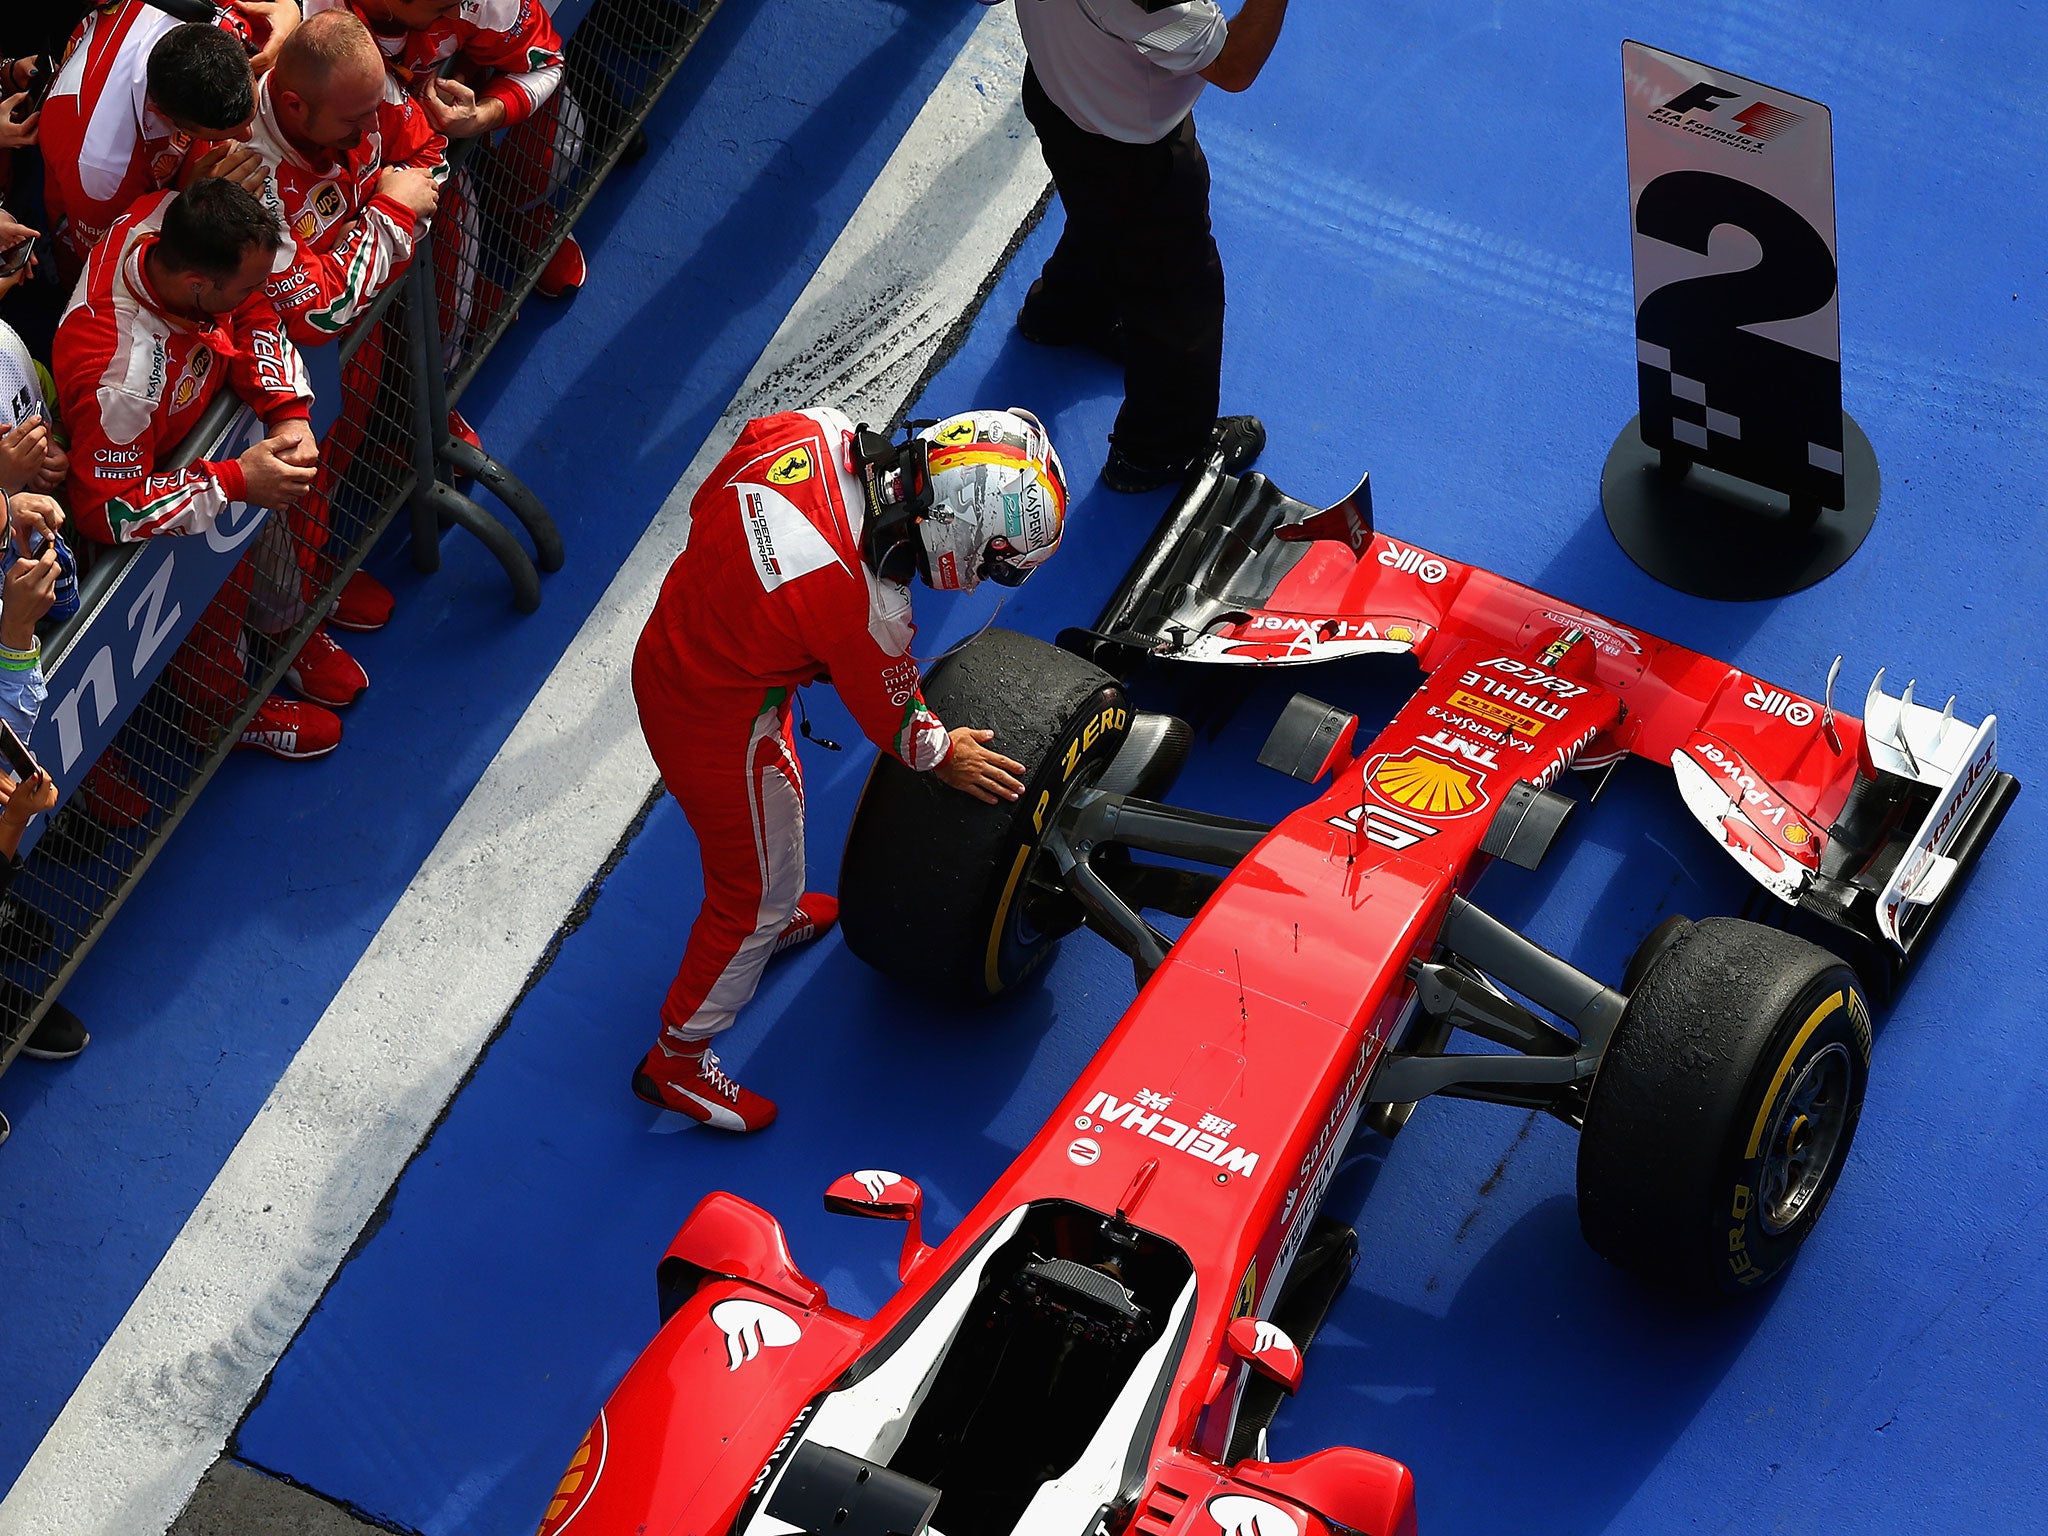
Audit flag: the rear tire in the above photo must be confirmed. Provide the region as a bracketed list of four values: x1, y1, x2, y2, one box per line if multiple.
[1578, 917, 1871, 1297]
[839, 630, 1130, 1001]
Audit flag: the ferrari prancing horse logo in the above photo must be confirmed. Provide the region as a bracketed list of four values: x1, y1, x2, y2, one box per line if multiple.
[767, 447, 813, 485]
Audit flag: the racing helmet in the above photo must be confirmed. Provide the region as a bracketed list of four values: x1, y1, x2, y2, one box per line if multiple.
[912, 409, 1068, 593]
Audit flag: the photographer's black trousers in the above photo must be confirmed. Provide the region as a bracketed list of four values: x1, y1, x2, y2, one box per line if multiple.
[1021, 66, 1226, 469]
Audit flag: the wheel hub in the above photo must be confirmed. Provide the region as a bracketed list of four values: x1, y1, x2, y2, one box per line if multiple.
[1758, 1042, 1853, 1236]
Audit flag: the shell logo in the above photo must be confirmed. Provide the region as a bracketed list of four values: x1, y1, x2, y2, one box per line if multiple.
[1785, 823, 1810, 845]
[293, 210, 320, 242]
[1387, 625, 1414, 643]
[1372, 752, 1479, 816]
[535, 1411, 606, 1535]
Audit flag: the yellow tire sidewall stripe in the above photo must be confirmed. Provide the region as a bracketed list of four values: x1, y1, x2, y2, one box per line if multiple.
[1744, 989, 1848, 1160]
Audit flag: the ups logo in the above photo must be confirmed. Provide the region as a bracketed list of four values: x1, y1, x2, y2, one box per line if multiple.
[312, 183, 344, 219]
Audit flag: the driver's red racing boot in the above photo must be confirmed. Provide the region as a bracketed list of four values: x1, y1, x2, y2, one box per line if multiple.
[770, 892, 839, 957]
[634, 1043, 778, 1133]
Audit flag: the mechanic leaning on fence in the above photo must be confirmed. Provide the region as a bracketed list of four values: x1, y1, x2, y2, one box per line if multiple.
[37, 10, 281, 281]
[1011, 0, 1289, 492]
[630, 408, 1068, 1133]
[305, 0, 588, 299]
[236, 7, 449, 709]
[54, 177, 341, 761]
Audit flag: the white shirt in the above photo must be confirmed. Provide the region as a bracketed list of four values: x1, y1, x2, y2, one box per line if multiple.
[0, 320, 45, 431]
[1014, 0, 1228, 144]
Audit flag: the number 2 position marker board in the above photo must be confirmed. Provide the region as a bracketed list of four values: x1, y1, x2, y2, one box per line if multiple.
[1604, 42, 1879, 600]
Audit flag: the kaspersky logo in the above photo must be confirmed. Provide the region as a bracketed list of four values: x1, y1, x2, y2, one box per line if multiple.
[1653, 83, 1804, 149]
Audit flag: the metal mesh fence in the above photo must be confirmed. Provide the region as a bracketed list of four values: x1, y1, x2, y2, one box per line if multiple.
[0, 294, 418, 1070]
[441, 0, 721, 398]
[0, 0, 718, 1080]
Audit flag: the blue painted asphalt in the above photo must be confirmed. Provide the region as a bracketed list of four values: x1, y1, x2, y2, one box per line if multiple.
[0, 0, 991, 1492]
[21, 1, 2048, 1532]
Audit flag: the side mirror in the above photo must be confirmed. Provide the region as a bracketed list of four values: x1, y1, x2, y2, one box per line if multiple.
[823, 1170, 933, 1282]
[1225, 1316, 1303, 1395]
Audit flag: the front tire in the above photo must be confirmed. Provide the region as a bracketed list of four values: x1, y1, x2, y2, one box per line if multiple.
[839, 630, 1130, 1001]
[1578, 918, 1871, 1297]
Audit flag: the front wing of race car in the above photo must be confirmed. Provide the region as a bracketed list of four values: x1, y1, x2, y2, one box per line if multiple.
[1060, 456, 2018, 967]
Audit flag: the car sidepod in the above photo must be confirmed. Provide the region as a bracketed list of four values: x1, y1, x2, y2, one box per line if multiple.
[534, 1278, 863, 1536]
[1134, 1447, 1418, 1536]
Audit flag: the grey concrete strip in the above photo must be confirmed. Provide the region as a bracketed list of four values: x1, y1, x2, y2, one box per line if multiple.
[170, 1460, 399, 1536]
[0, 9, 1047, 1535]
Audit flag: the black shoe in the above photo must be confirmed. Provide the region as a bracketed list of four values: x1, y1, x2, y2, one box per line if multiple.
[1015, 282, 1124, 363]
[0, 896, 57, 960]
[619, 125, 650, 166]
[1101, 415, 1268, 494]
[21, 1003, 89, 1062]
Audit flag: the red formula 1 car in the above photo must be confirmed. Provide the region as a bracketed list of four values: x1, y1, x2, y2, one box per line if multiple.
[536, 455, 2016, 1536]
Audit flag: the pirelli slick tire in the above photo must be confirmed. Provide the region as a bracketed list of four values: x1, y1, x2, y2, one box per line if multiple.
[1577, 917, 1871, 1298]
[1622, 913, 1696, 996]
[840, 629, 1131, 1002]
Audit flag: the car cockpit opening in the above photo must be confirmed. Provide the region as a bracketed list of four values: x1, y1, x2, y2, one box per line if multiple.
[741, 1200, 1196, 1536]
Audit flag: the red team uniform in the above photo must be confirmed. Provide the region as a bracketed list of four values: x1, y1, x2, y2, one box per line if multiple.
[55, 191, 315, 727]
[248, 69, 449, 346]
[305, 0, 565, 126]
[38, 2, 255, 273]
[632, 409, 955, 1082]
[633, 406, 1068, 1130]
[56, 192, 312, 544]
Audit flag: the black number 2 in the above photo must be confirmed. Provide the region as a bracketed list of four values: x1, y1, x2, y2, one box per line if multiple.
[1635, 170, 1844, 508]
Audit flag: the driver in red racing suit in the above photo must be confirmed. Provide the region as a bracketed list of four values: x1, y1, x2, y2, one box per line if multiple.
[631, 406, 1068, 1132]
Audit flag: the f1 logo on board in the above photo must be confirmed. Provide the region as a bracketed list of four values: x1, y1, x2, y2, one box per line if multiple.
[1743, 682, 1816, 727]
[1377, 541, 1447, 584]
[1656, 84, 1804, 144]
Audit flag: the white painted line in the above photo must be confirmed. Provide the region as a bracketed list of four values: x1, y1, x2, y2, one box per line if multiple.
[0, 11, 1046, 1533]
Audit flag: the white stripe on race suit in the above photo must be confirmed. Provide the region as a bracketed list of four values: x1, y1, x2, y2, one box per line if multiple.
[676, 708, 808, 1041]
[0, 9, 1048, 1533]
